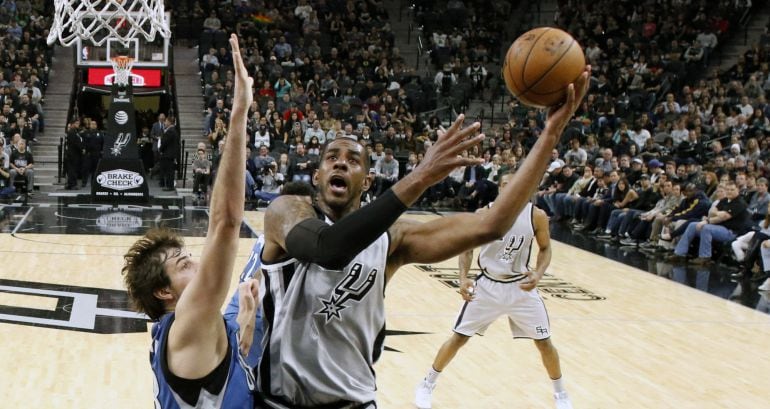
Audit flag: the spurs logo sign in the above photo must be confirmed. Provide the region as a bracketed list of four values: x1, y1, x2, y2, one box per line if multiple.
[111, 132, 131, 155]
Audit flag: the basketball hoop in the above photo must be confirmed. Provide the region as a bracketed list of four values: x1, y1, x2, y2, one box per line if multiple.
[47, 0, 171, 47]
[110, 55, 135, 86]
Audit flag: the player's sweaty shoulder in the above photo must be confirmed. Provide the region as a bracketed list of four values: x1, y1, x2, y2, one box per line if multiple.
[264, 195, 316, 241]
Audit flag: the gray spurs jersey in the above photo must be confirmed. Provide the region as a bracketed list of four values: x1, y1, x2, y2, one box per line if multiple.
[477, 202, 535, 282]
[258, 215, 389, 407]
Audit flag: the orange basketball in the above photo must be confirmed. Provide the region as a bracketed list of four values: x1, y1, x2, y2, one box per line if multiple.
[502, 27, 585, 109]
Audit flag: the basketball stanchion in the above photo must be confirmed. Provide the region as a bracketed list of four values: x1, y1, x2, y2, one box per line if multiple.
[48, 0, 171, 202]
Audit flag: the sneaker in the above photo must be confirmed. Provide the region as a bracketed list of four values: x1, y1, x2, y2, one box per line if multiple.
[660, 232, 671, 241]
[620, 238, 637, 246]
[554, 391, 573, 409]
[691, 257, 712, 265]
[759, 278, 770, 291]
[414, 380, 435, 409]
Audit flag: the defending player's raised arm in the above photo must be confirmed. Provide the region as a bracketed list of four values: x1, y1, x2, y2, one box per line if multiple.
[388, 66, 590, 269]
[171, 34, 252, 354]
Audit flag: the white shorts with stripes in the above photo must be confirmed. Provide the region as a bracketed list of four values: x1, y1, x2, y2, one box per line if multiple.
[453, 274, 551, 339]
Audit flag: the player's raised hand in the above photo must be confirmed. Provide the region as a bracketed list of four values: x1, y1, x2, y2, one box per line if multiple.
[543, 65, 591, 141]
[412, 114, 485, 186]
[229, 34, 254, 112]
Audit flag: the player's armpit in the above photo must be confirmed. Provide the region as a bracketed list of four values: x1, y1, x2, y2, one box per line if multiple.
[262, 195, 317, 262]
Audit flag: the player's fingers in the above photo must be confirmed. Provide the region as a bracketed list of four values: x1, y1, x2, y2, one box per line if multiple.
[452, 156, 485, 168]
[229, 34, 240, 54]
[453, 133, 485, 153]
[444, 113, 466, 138]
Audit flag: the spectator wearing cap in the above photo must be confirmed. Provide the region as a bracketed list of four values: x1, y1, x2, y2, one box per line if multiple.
[668, 181, 752, 264]
[373, 148, 399, 197]
[647, 159, 664, 186]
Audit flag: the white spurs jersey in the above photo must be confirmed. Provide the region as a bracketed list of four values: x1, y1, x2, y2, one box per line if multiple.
[477, 202, 535, 282]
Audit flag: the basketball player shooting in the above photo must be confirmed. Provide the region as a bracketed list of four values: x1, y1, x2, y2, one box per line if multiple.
[414, 172, 573, 409]
[122, 35, 258, 408]
[258, 64, 591, 408]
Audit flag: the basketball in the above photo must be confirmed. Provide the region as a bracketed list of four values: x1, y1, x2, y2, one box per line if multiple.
[502, 27, 585, 108]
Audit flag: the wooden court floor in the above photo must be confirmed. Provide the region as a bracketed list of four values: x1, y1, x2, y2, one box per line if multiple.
[0, 212, 769, 408]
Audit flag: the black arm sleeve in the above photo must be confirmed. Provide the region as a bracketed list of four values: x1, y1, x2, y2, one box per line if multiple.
[285, 189, 407, 269]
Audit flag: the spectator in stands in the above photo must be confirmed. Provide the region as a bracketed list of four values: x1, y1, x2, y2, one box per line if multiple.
[82, 120, 103, 187]
[202, 11, 222, 32]
[373, 148, 399, 197]
[159, 116, 179, 191]
[304, 119, 325, 144]
[288, 142, 314, 183]
[9, 138, 33, 191]
[669, 181, 751, 264]
[192, 146, 211, 202]
[748, 178, 770, 221]
[64, 119, 83, 190]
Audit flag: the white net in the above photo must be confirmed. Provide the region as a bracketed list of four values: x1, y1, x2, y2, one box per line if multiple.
[47, 0, 171, 47]
[110, 56, 135, 86]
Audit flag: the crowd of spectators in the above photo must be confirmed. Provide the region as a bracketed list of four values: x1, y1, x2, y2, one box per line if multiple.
[0, 0, 52, 196]
[174, 0, 770, 288]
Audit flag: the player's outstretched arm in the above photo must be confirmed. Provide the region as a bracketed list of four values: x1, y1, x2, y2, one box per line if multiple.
[262, 114, 485, 267]
[388, 66, 591, 271]
[169, 34, 252, 374]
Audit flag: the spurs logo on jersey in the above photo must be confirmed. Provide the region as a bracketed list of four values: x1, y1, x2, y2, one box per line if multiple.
[496, 234, 526, 262]
[478, 202, 535, 282]
[317, 263, 378, 322]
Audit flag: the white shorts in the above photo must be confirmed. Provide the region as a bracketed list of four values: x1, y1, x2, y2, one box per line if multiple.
[453, 274, 551, 339]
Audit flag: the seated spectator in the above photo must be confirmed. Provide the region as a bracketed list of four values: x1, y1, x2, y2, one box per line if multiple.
[373, 148, 399, 197]
[288, 142, 314, 183]
[668, 181, 752, 264]
[747, 178, 770, 221]
[9, 138, 33, 190]
[192, 147, 211, 202]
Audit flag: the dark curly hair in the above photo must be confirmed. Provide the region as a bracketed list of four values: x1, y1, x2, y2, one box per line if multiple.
[122, 228, 185, 321]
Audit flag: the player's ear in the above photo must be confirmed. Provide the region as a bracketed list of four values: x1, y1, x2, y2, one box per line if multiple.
[312, 169, 319, 186]
[153, 287, 174, 302]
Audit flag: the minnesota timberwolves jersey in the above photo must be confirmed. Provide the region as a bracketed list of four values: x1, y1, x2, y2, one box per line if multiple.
[258, 217, 389, 407]
[150, 314, 255, 408]
[477, 202, 535, 282]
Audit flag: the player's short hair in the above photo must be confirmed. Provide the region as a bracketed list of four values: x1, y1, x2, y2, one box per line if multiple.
[321, 138, 371, 169]
[122, 228, 184, 321]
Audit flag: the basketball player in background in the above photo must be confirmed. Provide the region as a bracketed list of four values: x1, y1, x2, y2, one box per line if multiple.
[257, 67, 591, 407]
[121, 35, 256, 408]
[414, 172, 573, 409]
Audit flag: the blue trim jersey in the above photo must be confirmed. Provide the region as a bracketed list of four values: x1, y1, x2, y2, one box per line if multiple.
[223, 235, 266, 369]
[150, 313, 255, 408]
[258, 217, 389, 407]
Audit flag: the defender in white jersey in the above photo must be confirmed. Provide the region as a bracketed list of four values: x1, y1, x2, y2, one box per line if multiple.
[260, 67, 589, 408]
[415, 173, 574, 409]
